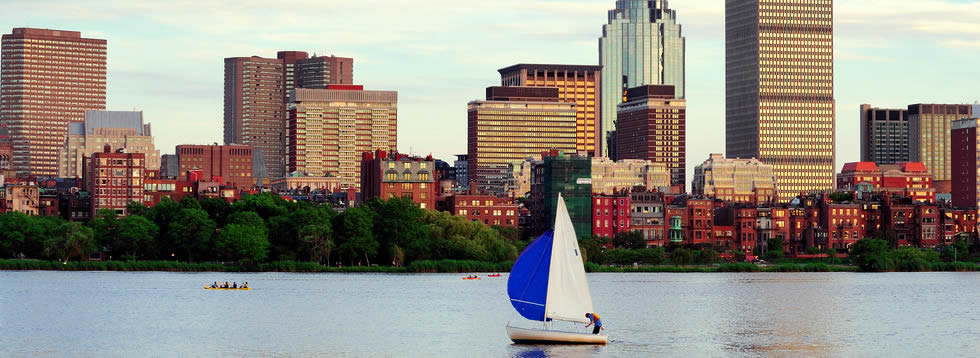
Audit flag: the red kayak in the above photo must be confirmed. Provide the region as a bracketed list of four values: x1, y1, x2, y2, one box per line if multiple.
[487, 273, 502, 277]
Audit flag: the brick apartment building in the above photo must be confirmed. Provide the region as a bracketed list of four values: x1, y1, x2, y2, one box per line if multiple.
[360, 150, 436, 210]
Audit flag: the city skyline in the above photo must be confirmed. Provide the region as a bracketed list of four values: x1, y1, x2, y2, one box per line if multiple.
[1, 0, 978, 183]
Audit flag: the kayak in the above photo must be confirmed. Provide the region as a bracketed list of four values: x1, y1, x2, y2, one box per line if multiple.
[203, 286, 250, 290]
[487, 274, 502, 277]
[462, 277, 481, 280]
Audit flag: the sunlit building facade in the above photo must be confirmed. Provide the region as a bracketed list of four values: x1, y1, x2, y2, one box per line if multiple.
[499, 64, 601, 156]
[288, 86, 397, 190]
[908, 104, 973, 181]
[467, 87, 577, 194]
[615, 85, 686, 192]
[60, 111, 159, 179]
[726, 0, 836, 203]
[599, 0, 685, 157]
[591, 157, 670, 195]
[0, 28, 107, 177]
[692, 153, 777, 205]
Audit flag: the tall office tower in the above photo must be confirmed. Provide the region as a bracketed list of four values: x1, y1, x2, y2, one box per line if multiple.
[860, 105, 909, 164]
[0, 28, 107, 177]
[61, 110, 159, 178]
[908, 104, 973, 181]
[499, 64, 601, 156]
[467, 87, 577, 194]
[224, 51, 354, 178]
[952, 118, 980, 209]
[296, 55, 353, 89]
[224, 56, 287, 178]
[288, 86, 397, 190]
[600, 0, 685, 157]
[726, 0, 835, 203]
[615, 85, 686, 193]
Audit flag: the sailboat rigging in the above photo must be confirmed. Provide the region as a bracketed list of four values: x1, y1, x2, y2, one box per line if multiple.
[506, 193, 608, 344]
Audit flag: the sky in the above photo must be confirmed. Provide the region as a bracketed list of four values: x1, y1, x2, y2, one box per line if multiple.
[2, 0, 979, 183]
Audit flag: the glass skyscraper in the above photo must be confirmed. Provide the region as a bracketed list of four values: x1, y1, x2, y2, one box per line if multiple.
[599, 0, 686, 157]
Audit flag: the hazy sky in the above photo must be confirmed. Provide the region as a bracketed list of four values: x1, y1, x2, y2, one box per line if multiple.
[3, 0, 978, 181]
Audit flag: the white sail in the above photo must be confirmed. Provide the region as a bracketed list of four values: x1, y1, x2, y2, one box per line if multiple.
[544, 193, 594, 324]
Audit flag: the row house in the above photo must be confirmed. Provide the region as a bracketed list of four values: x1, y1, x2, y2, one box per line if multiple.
[446, 192, 520, 228]
[593, 193, 631, 238]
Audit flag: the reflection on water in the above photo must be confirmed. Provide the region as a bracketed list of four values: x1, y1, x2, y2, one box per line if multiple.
[508, 344, 601, 358]
[0, 271, 976, 357]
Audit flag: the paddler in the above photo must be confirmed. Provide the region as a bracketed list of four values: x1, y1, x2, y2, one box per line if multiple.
[585, 313, 603, 334]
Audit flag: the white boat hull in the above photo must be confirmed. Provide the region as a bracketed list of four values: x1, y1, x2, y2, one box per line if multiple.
[506, 325, 608, 345]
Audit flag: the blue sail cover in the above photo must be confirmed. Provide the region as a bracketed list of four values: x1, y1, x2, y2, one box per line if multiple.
[507, 230, 554, 322]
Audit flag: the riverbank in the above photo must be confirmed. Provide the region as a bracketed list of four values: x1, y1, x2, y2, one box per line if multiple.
[2, 259, 976, 273]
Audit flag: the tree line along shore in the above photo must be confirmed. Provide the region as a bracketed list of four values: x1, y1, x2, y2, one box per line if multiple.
[1, 194, 976, 273]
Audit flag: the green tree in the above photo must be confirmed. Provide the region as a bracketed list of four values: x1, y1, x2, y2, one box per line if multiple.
[0, 212, 54, 258]
[579, 236, 610, 264]
[335, 206, 378, 266]
[300, 222, 334, 264]
[44, 222, 96, 263]
[366, 197, 431, 263]
[850, 238, 894, 272]
[89, 209, 120, 250]
[169, 208, 216, 262]
[669, 247, 695, 266]
[147, 197, 181, 258]
[765, 238, 785, 260]
[116, 215, 159, 259]
[199, 197, 232, 226]
[696, 248, 720, 265]
[217, 223, 269, 263]
[126, 201, 148, 217]
[612, 231, 646, 249]
[941, 239, 970, 262]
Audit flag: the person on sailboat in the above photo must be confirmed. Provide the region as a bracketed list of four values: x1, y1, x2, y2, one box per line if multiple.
[585, 313, 603, 334]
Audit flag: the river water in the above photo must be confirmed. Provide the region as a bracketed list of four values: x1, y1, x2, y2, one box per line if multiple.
[1, 271, 977, 357]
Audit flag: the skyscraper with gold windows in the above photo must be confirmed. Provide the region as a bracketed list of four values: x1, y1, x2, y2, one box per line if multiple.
[725, 0, 835, 202]
[499, 64, 601, 157]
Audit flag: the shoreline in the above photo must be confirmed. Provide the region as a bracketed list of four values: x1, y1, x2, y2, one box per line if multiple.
[1, 259, 975, 273]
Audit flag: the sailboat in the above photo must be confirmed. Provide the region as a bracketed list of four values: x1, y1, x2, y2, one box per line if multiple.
[506, 194, 608, 345]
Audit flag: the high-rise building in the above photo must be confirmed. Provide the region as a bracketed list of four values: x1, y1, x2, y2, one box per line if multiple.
[615, 85, 686, 192]
[599, 0, 685, 156]
[160, 154, 179, 178]
[692, 153, 777, 205]
[908, 104, 973, 181]
[454, 154, 468, 188]
[176, 144, 255, 190]
[726, 0, 836, 203]
[0, 124, 12, 177]
[60, 111, 159, 179]
[224, 51, 354, 178]
[360, 150, 436, 210]
[499, 64, 601, 156]
[860, 105, 909, 164]
[288, 86, 397, 190]
[530, 153, 592, 238]
[1, 28, 107, 177]
[591, 157, 670, 195]
[296, 55, 353, 89]
[467, 87, 577, 194]
[88, 145, 145, 217]
[951, 118, 980, 209]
